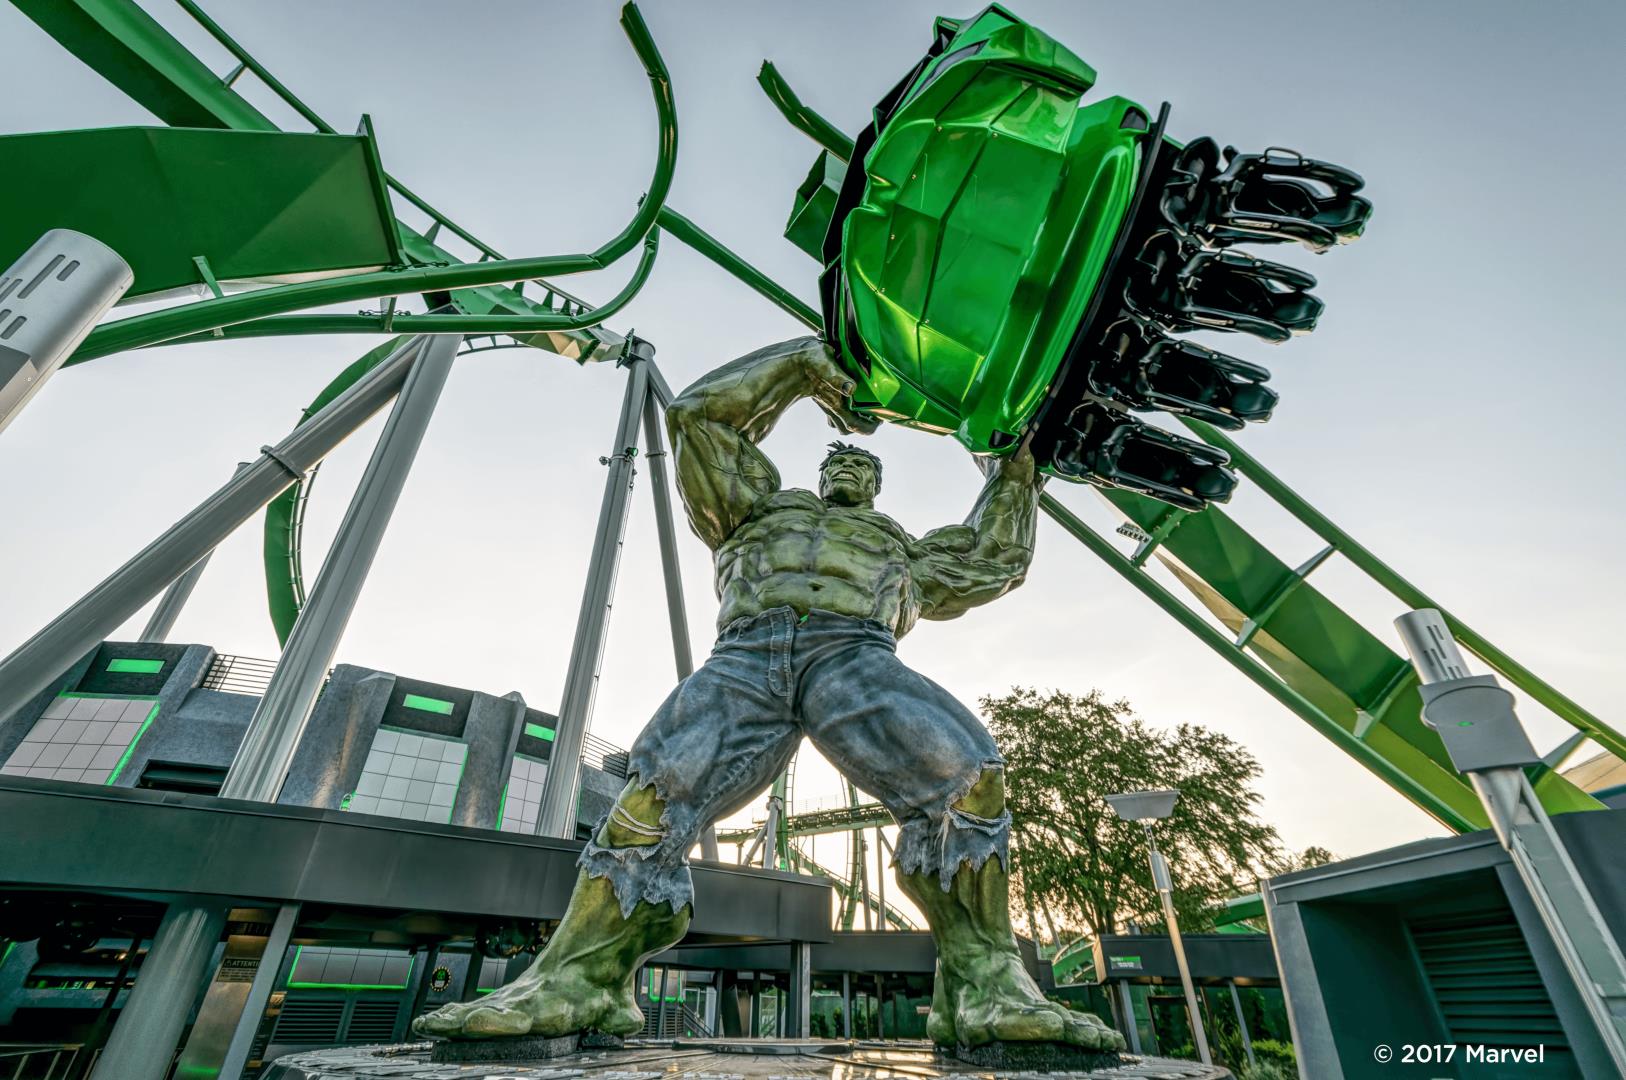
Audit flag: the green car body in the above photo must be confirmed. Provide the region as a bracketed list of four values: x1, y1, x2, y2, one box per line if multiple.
[821, 5, 1150, 452]
[777, 3, 1368, 508]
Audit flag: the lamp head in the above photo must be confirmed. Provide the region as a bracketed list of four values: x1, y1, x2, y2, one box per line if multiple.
[1104, 789, 1180, 822]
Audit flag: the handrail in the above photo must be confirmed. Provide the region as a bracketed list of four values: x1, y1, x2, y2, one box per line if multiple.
[173, 0, 334, 134]
[68, 3, 675, 363]
[151, 233, 661, 346]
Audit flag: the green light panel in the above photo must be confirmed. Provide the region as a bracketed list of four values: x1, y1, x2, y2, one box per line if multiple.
[107, 658, 165, 674]
[286, 945, 415, 990]
[403, 693, 454, 715]
[524, 722, 556, 741]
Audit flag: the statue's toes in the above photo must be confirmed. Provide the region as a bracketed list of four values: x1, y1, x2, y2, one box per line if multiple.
[462, 1005, 535, 1037]
[979, 1004, 1066, 1044]
[597, 1001, 647, 1036]
[412, 1005, 468, 1037]
[1070, 1010, 1128, 1051]
[1062, 1013, 1113, 1050]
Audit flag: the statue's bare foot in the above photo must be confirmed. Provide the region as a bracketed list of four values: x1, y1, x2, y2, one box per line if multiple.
[411, 967, 641, 1040]
[941, 951, 1126, 1052]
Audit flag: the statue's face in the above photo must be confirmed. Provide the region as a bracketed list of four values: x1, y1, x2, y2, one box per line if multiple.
[819, 453, 879, 507]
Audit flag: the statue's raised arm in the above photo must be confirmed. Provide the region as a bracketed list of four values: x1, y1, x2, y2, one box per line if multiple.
[912, 446, 1043, 621]
[664, 335, 873, 549]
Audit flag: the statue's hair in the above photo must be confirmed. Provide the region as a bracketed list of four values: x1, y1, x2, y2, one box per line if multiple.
[822, 441, 883, 491]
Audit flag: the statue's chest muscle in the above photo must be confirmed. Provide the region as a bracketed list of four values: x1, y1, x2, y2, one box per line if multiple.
[720, 492, 909, 571]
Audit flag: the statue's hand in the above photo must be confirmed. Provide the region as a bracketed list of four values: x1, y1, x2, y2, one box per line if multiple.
[803, 341, 881, 435]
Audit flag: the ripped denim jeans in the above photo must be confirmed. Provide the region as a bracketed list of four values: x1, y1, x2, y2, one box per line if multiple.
[579, 606, 1009, 916]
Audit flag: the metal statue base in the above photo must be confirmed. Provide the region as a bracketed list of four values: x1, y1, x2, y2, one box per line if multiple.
[430, 1031, 625, 1063]
[263, 1037, 1230, 1079]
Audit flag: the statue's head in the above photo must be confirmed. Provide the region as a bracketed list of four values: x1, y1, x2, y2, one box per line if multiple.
[819, 441, 882, 508]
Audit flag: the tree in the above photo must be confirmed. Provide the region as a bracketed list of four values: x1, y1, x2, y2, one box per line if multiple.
[984, 687, 1284, 941]
[1283, 845, 1336, 872]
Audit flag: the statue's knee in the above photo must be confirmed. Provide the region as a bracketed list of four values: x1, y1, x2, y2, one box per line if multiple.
[952, 767, 1005, 819]
[598, 779, 668, 848]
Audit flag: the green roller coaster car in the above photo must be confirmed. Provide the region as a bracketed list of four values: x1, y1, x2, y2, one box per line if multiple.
[776, 4, 1370, 510]
[833, 8, 1140, 449]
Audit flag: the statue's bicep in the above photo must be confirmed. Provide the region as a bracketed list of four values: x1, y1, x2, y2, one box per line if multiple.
[674, 427, 780, 547]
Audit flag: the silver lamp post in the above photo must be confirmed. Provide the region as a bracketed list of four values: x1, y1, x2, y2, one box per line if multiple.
[1105, 788, 1213, 1066]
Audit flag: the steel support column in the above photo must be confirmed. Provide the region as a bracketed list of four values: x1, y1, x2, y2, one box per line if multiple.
[217, 903, 300, 1080]
[139, 466, 248, 643]
[534, 345, 651, 838]
[221, 333, 457, 802]
[1228, 980, 1256, 1068]
[788, 941, 812, 1039]
[1116, 981, 1143, 1055]
[641, 377, 719, 859]
[137, 552, 213, 643]
[874, 827, 887, 930]
[0, 336, 423, 720]
[88, 901, 226, 1080]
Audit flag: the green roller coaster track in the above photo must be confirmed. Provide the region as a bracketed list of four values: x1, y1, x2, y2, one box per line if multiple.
[6, 0, 1622, 957]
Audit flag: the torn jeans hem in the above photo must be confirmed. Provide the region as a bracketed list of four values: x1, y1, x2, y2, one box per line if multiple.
[578, 838, 694, 918]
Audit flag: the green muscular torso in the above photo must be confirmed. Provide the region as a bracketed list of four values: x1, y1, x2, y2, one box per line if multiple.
[667, 337, 1043, 638]
[715, 490, 918, 633]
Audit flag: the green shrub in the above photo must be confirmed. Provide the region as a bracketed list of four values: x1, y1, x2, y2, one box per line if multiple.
[1249, 1038, 1297, 1068]
[1238, 1061, 1295, 1080]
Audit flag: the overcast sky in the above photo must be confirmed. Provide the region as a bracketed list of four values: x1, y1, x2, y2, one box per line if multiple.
[3, 0, 1623, 908]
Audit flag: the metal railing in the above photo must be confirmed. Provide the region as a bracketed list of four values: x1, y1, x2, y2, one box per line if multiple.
[0, 1044, 95, 1080]
[582, 733, 630, 779]
[199, 652, 279, 696]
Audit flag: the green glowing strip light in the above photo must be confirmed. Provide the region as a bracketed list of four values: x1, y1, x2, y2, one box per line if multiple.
[107, 658, 165, 674]
[105, 701, 161, 785]
[495, 783, 509, 829]
[524, 722, 556, 742]
[284, 946, 416, 990]
[403, 693, 454, 715]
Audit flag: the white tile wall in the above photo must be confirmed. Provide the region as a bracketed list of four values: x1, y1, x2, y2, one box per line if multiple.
[344, 728, 466, 824]
[498, 754, 549, 834]
[0, 695, 155, 785]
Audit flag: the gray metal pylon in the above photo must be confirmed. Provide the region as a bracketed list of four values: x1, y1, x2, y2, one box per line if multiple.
[217, 903, 300, 1078]
[640, 370, 720, 860]
[138, 465, 252, 643]
[137, 553, 212, 643]
[0, 229, 132, 437]
[0, 335, 425, 721]
[87, 901, 226, 1080]
[534, 343, 652, 838]
[221, 333, 458, 803]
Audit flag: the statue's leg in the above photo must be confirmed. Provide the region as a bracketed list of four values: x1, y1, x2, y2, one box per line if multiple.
[893, 769, 1119, 1051]
[800, 641, 1124, 1052]
[411, 780, 691, 1038]
[415, 631, 800, 1039]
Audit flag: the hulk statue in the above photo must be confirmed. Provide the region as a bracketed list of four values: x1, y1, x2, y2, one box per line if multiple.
[415, 337, 1125, 1052]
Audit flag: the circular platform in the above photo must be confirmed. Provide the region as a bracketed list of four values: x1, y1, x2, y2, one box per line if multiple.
[260, 1038, 1231, 1080]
